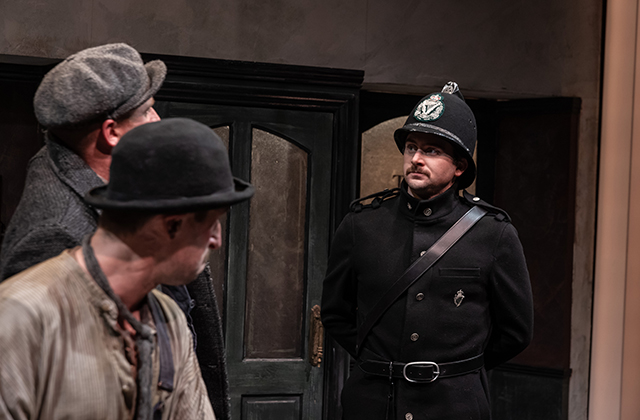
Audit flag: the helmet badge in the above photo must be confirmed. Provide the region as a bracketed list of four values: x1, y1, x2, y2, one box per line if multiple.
[414, 94, 445, 122]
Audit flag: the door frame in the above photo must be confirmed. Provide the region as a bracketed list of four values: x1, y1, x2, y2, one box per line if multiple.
[143, 53, 363, 420]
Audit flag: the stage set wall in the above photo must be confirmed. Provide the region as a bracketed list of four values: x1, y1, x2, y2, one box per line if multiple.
[0, 1, 608, 418]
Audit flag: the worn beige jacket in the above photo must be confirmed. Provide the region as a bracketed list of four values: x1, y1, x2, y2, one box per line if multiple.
[0, 250, 215, 420]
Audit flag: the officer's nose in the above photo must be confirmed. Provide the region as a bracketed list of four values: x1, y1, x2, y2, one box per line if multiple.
[411, 150, 425, 165]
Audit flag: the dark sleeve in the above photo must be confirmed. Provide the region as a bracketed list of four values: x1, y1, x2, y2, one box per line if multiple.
[321, 213, 358, 358]
[484, 223, 534, 370]
[186, 266, 230, 420]
[0, 225, 78, 281]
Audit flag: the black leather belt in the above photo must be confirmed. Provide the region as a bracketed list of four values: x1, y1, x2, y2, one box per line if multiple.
[358, 353, 484, 383]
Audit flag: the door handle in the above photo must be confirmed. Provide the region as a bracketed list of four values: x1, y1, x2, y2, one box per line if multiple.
[309, 305, 324, 367]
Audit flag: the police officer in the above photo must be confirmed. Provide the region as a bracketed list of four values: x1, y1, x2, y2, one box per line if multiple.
[321, 82, 534, 420]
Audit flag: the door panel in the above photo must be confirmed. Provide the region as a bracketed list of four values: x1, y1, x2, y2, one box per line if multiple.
[155, 101, 332, 419]
[244, 128, 308, 359]
[242, 396, 302, 420]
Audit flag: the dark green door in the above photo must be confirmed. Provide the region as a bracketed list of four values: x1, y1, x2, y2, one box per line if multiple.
[156, 101, 332, 419]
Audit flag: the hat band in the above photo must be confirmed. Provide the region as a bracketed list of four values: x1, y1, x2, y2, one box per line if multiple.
[404, 123, 470, 154]
[106, 184, 236, 202]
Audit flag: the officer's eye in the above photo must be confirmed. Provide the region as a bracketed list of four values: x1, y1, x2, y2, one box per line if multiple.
[424, 147, 440, 155]
[405, 144, 418, 153]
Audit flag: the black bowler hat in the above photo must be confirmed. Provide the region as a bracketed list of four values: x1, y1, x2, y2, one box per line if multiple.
[86, 118, 254, 211]
[394, 81, 477, 189]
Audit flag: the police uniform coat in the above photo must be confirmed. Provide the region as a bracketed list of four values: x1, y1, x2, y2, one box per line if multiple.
[321, 184, 533, 420]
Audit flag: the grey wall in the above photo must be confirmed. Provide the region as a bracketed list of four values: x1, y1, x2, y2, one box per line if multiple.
[1, 0, 601, 98]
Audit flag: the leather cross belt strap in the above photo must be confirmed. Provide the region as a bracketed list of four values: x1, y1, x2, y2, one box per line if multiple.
[359, 353, 484, 383]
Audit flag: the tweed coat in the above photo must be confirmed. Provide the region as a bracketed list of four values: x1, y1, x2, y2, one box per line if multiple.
[321, 184, 533, 420]
[0, 134, 230, 420]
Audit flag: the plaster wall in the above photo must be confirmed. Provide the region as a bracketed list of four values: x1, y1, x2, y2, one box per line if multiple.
[1, 1, 603, 419]
[0, 1, 602, 98]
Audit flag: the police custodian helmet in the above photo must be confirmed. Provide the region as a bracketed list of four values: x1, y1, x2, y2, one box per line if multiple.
[394, 81, 477, 189]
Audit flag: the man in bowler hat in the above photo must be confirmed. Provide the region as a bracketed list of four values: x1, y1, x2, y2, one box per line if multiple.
[321, 82, 533, 419]
[0, 118, 254, 419]
[0, 44, 232, 419]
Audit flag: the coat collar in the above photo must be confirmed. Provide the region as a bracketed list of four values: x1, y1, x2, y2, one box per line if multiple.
[45, 132, 105, 207]
[398, 181, 460, 223]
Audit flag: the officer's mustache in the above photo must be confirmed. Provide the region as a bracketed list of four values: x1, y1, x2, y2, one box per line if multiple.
[406, 166, 430, 176]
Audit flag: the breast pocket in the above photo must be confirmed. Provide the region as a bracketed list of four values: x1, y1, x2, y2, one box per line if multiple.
[431, 267, 488, 338]
[434, 267, 484, 309]
[439, 267, 481, 278]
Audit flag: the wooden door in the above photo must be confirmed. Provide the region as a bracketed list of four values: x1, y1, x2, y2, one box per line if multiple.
[147, 54, 362, 420]
[155, 101, 333, 419]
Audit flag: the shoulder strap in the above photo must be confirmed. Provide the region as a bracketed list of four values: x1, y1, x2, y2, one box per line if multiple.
[355, 206, 487, 356]
[147, 293, 175, 392]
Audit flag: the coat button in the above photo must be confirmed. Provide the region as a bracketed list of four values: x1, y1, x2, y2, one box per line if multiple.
[420, 250, 426, 257]
[423, 208, 432, 216]
[101, 301, 112, 312]
[416, 293, 424, 301]
[407, 202, 413, 210]
[405, 413, 413, 420]
[473, 196, 480, 202]
[410, 333, 419, 341]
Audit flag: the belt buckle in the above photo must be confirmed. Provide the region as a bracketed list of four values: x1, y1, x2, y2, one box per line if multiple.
[403, 361, 440, 383]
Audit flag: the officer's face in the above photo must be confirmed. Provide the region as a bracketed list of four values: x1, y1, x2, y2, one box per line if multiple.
[403, 133, 467, 200]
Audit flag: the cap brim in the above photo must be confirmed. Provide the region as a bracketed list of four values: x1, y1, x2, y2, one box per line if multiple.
[144, 60, 167, 100]
[85, 177, 255, 212]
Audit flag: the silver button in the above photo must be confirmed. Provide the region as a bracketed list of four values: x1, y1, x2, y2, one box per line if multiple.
[406, 413, 413, 420]
[473, 196, 480, 202]
[420, 250, 426, 257]
[410, 333, 419, 341]
[407, 202, 412, 210]
[416, 293, 424, 301]
[101, 301, 112, 312]
[423, 208, 432, 216]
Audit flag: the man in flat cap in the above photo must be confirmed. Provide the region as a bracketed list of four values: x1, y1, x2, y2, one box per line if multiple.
[1, 43, 163, 279]
[0, 118, 254, 420]
[0, 43, 232, 420]
[321, 82, 533, 420]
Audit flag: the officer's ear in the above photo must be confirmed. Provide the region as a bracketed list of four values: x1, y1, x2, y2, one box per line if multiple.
[454, 158, 468, 177]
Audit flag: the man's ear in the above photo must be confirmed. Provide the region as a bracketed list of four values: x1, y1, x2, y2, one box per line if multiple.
[163, 215, 184, 239]
[454, 158, 469, 177]
[97, 119, 120, 154]
[210, 220, 223, 250]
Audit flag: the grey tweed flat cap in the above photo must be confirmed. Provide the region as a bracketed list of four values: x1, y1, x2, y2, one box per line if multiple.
[34, 43, 166, 128]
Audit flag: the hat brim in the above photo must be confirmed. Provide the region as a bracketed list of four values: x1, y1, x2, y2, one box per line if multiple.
[394, 124, 476, 189]
[142, 60, 166, 103]
[85, 177, 255, 212]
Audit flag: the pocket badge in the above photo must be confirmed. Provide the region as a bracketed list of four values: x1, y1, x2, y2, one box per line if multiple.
[454, 289, 465, 307]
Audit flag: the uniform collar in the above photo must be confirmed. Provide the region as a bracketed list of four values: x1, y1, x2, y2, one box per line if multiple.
[398, 182, 460, 222]
[45, 132, 105, 204]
